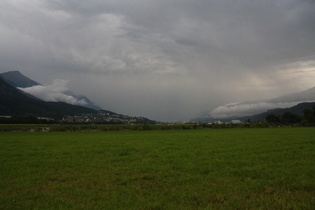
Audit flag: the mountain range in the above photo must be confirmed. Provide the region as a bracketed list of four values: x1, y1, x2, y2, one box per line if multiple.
[0, 75, 97, 119]
[238, 102, 315, 122]
[0, 71, 155, 123]
[2, 70, 315, 123]
[0, 71, 102, 110]
[192, 87, 315, 122]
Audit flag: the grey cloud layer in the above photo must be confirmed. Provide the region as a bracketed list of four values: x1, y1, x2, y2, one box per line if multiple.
[1, 0, 315, 121]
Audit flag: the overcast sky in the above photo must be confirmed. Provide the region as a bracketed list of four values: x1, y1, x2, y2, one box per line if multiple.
[1, 0, 315, 121]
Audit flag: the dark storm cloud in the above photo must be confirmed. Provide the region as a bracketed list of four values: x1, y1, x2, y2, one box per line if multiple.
[1, 0, 315, 121]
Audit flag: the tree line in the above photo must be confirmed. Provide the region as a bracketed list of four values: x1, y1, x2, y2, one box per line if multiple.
[265, 105, 315, 125]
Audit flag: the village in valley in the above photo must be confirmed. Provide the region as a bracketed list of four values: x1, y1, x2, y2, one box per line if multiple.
[62, 111, 155, 124]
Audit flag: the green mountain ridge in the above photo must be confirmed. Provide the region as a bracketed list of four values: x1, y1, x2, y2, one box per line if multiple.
[239, 102, 315, 122]
[0, 76, 98, 119]
[192, 85, 315, 122]
[192, 102, 315, 122]
[0, 71, 102, 110]
[0, 74, 156, 124]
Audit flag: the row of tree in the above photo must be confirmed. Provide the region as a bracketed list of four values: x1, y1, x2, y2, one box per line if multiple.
[0, 115, 55, 124]
[265, 105, 315, 124]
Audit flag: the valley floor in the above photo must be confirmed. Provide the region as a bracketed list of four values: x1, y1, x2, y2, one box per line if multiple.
[0, 128, 314, 209]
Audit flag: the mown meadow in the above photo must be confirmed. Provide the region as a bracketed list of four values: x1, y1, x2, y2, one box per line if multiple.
[0, 128, 314, 209]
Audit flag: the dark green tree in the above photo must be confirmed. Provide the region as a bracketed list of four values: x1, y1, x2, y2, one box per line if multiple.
[281, 112, 302, 124]
[303, 104, 315, 123]
[266, 114, 281, 123]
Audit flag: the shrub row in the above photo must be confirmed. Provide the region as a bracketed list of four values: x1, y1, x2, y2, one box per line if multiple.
[2, 121, 313, 132]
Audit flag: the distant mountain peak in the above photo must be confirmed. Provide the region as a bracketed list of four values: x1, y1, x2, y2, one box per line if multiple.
[5, 70, 20, 74]
[0, 70, 102, 110]
[0, 70, 41, 88]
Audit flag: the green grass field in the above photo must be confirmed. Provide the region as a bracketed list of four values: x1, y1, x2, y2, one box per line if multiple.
[1, 128, 314, 209]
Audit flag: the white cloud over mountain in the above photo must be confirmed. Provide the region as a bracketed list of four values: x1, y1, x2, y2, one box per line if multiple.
[18, 79, 87, 106]
[209, 101, 312, 119]
[209, 86, 315, 119]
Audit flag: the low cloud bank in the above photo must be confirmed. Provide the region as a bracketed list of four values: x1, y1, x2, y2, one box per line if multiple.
[210, 101, 314, 119]
[19, 79, 87, 105]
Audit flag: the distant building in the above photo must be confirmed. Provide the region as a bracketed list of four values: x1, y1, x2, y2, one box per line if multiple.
[37, 117, 54, 121]
[0, 116, 11, 118]
[231, 120, 242, 124]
